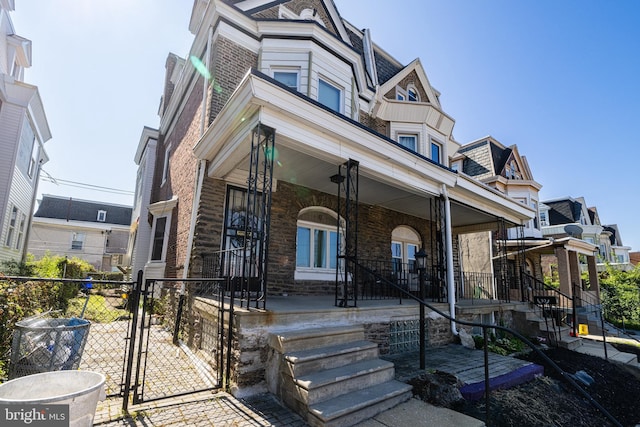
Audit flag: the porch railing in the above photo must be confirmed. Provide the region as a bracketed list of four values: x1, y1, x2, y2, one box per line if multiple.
[201, 249, 262, 308]
[346, 258, 446, 303]
[457, 271, 495, 302]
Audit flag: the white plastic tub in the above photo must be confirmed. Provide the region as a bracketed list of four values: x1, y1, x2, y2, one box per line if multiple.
[0, 370, 106, 427]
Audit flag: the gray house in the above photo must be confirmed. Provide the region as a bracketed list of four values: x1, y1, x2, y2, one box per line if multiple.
[0, 0, 51, 265]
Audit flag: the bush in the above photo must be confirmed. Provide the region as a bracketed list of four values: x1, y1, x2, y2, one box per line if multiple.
[0, 279, 80, 380]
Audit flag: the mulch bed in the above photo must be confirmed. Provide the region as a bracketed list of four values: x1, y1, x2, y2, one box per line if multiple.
[411, 345, 640, 427]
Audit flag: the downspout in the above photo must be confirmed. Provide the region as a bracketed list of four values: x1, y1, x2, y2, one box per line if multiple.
[442, 184, 458, 335]
[181, 25, 213, 287]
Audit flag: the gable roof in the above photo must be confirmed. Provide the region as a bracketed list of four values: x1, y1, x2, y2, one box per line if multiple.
[35, 195, 132, 226]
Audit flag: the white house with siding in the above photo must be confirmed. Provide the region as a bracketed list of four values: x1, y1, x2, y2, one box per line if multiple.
[0, 0, 51, 265]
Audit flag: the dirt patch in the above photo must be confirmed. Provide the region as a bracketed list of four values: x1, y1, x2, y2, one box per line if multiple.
[411, 347, 640, 426]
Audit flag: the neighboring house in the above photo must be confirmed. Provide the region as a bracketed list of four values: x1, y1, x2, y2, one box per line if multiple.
[28, 195, 132, 272]
[128, 126, 159, 278]
[0, 0, 51, 265]
[453, 137, 600, 302]
[602, 224, 633, 271]
[540, 197, 630, 272]
[130, 0, 548, 411]
[631, 252, 640, 266]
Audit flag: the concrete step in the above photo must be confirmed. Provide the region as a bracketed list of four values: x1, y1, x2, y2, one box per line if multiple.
[558, 335, 583, 350]
[293, 358, 396, 405]
[270, 325, 365, 353]
[284, 340, 379, 377]
[308, 380, 413, 427]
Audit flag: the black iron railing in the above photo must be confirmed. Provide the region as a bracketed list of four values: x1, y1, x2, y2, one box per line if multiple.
[339, 258, 446, 305]
[341, 259, 622, 426]
[457, 271, 495, 302]
[522, 272, 576, 343]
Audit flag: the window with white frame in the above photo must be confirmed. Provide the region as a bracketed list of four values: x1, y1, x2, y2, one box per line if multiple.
[273, 70, 299, 90]
[391, 226, 421, 273]
[71, 232, 85, 250]
[151, 216, 168, 261]
[318, 78, 341, 112]
[430, 140, 442, 164]
[532, 201, 539, 229]
[540, 211, 549, 227]
[398, 134, 417, 152]
[407, 86, 419, 102]
[97, 210, 107, 222]
[296, 208, 342, 278]
[15, 213, 26, 250]
[5, 205, 18, 247]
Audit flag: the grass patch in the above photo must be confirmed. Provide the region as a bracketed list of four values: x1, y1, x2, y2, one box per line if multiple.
[65, 295, 128, 323]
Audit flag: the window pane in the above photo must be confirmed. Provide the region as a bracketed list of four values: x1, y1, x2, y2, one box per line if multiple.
[151, 217, 167, 260]
[408, 89, 418, 102]
[391, 242, 402, 273]
[329, 231, 338, 269]
[296, 227, 311, 267]
[314, 229, 327, 268]
[398, 135, 416, 151]
[431, 142, 441, 163]
[407, 244, 417, 272]
[318, 79, 340, 112]
[274, 71, 298, 89]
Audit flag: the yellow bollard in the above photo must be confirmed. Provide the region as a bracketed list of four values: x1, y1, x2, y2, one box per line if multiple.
[578, 324, 589, 335]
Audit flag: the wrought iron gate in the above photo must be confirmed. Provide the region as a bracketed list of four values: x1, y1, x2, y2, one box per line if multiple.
[122, 273, 228, 410]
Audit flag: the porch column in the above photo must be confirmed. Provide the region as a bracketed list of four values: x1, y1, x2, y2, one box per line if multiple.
[587, 255, 601, 302]
[442, 185, 457, 335]
[555, 246, 571, 297]
[568, 250, 581, 302]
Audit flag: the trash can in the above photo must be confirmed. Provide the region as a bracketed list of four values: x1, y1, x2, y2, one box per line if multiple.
[0, 370, 105, 427]
[9, 316, 91, 379]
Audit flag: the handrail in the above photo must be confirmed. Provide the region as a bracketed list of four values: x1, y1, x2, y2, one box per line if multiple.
[522, 272, 577, 340]
[344, 257, 622, 426]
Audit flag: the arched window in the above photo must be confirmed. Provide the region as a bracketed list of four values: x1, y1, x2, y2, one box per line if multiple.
[407, 86, 419, 102]
[391, 226, 422, 272]
[295, 207, 343, 280]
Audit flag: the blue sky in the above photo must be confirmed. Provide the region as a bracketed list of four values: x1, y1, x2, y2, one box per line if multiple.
[12, 1, 640, 251]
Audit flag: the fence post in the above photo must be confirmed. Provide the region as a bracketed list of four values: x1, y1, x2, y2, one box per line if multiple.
[122, 270, 143, 413]
[483, 326, 491, 425]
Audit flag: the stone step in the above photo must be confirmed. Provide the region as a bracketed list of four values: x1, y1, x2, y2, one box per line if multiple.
[270, 325, 365, 353]
[307, 380, 413, 427]
[558, 336, 583, 350]
[284, 340, 379, 377]
[293, 358, 395, 405]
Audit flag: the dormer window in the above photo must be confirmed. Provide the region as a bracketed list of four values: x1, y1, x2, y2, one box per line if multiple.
[408, 87, 419, 102]
[396, 85, 420, 102]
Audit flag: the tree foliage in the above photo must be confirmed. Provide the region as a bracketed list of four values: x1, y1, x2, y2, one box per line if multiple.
[600, 264, 640, 328]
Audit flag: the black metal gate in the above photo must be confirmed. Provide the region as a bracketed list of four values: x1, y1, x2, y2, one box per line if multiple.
[122, 273, 229, 410]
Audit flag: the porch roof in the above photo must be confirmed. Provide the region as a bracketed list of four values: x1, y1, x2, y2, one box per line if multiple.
[194, 69, 534, 230]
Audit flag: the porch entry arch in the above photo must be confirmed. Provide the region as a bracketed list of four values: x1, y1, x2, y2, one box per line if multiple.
[295, 206, 345, 282]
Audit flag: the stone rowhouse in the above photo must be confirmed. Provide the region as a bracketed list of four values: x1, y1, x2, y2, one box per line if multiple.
[129, 0, 537, 399]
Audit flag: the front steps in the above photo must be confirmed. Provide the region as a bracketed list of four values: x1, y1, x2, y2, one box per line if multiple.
[513, 304, 582, 350]
[269, 325, 412, 427]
